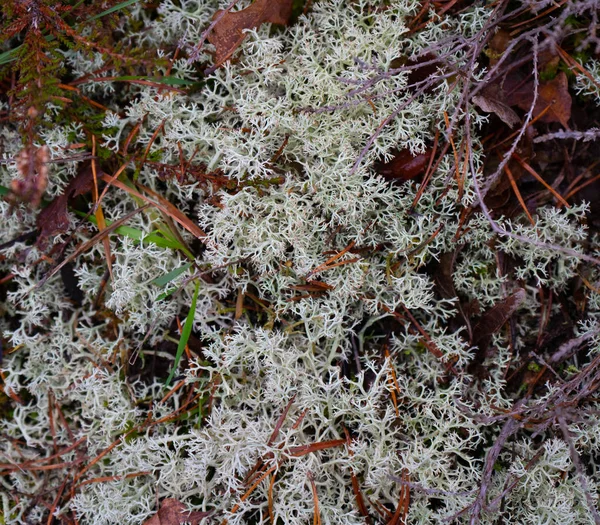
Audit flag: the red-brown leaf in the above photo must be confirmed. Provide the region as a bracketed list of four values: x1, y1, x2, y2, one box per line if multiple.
[36, 163, 95, 245]
[472, 288, 526, 345]
[486, 29, 510, 67]
[142, 499, 211, 525]
[374, 148, 432, 182]
[535, 71, 572, 127]
[207, 0, 293, 66]
[505, 72, 572, 127]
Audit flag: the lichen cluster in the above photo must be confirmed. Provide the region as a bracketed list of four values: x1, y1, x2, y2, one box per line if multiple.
[2, 1, 600, 524]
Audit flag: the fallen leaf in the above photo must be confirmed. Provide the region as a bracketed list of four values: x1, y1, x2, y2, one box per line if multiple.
[142, 499, 211, 525]
[535, 71, 572, 127]
[36, 162, 95, 246]
[472, 288, 526, 346]
[208, 0, 293, 66]
[486, 29, 511, 67]
[473, 93, 520, 128]
[505, 72, 572, 128]
[374, 148, 432, 182]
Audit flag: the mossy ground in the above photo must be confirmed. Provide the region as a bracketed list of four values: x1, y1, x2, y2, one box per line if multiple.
[2, 1, 600, 524]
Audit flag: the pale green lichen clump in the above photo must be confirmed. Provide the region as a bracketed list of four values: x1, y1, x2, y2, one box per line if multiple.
[1, 1, 600, 524]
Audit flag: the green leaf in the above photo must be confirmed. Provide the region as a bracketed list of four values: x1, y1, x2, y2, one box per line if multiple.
[151, 263, 192, 288]
[0, 47, 19, 67]
[156, 286, 180, 302]
[74, 210, 185, 251]
[148, 76, 200, 87]
[166, 281, 200, 387]
[0, 35, 55, 67]
[0, 185, 9, 197]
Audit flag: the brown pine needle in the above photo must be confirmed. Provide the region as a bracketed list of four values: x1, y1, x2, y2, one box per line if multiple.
[385, 347, 401, 417]
[121, 119, 143, 155]
[100, 175, 207, 240]
[268, 471, 277, 524]
[221, 466, 277, 525]
[564, 172, 600, 202]
[287, 438, 346, 457]
[579, 272, 600, 294]
[444, 111, 464, 201]
[307, 471, 322, 525]
[36, 205, 151, 290]
[91, 135, 113, 281]
[397, 304, 458, 375]
[139, 119, 166, 174]
[411, 129, 444, 211]
[159, 378, 187, 404]
[389, 470, 410, 525]
[74, 471, 150, 490]
[267, 394, 297, 446]
[235, 287, 244, 320]
[512, 153, 570, 208]
[308, 241, 356, 277]
[504, 164, 535, 225]
[343, 427, 372, 523]
[176, 316, 193, 361]
[557, 46, 600, 93]
[492, 104, 553, 151]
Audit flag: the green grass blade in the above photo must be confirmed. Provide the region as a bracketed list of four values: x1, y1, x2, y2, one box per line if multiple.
[166, 281, 200, 386]
[0, 35, 55, 67]
[86, 0, 140, 22]
[156, 286, 180, 302]
[151, 262, 192, 287]
[0, 47, 19, 66]
[148, 77, 200, 87]
[75, 210, 185, 250]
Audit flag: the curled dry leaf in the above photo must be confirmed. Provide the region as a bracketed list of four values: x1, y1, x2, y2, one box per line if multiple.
[374, 147, 432, 182]
[207, 0, 293, 66]
[142, 498, 211, 525]
[11, 145, 50, 208]
[535, 71, 572, 128]
[473, 93, 520, 128]
[505, 72, 572, 128]
[486, 29, 511, 67]
[36, 162, 96, 246]
[472, 288, 526, 346]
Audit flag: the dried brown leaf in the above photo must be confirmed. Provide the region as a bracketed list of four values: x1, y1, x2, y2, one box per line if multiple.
[142, 498, 211, 525]
[473, 288, 526, 345]
[374, 148, 432, 181]
[36, 163, 95, 245]
[473, 94, 520, 128]
[486, 29, 510, 67]
[207, 0, 293, 66]
[535, 71, 572, 127]
[505, 72, 572, 128]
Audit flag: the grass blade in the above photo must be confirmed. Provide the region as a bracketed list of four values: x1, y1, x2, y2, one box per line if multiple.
[75, 210, 185, 251]
[86, 0, 140, 22]
[152, 263, 192, 288]
[166, 280, 200, 386]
